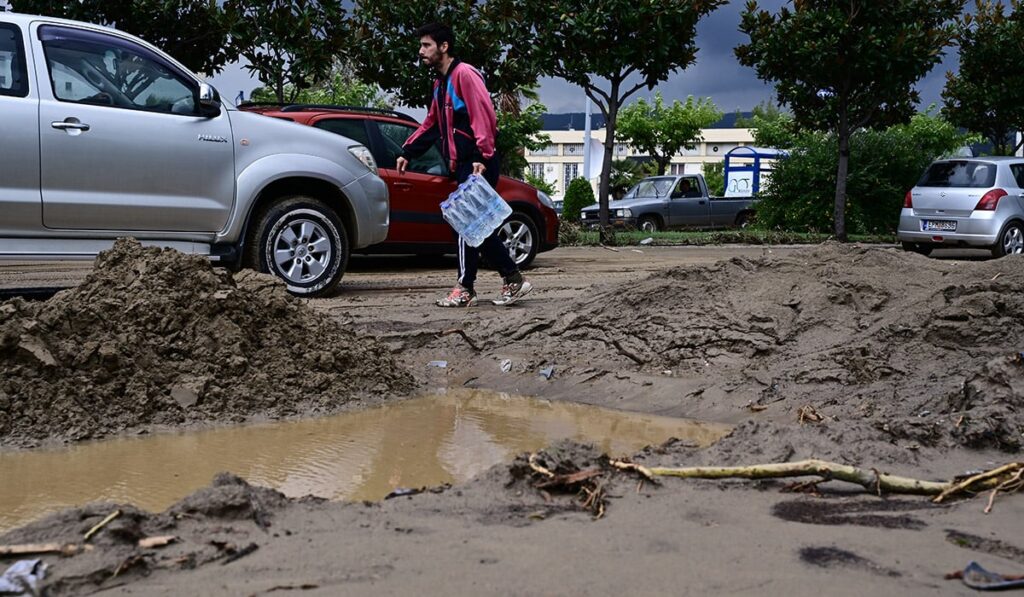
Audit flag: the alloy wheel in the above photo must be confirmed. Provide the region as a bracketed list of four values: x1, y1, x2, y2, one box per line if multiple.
[272, 218, 333, 284]
[499, 220, 535, 265]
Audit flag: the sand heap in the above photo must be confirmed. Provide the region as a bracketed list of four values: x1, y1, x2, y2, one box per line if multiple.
[0, 239, 414, 447]
[491, 244, 1024, 455]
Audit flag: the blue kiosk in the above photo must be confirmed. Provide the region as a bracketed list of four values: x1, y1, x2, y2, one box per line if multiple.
[722, 146, 789, 197]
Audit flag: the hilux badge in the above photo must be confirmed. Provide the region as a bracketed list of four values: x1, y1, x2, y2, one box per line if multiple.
[198, 134, 228, 143]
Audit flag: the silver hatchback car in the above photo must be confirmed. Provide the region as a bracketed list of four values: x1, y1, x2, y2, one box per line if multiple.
[898, 158, 1024, 257]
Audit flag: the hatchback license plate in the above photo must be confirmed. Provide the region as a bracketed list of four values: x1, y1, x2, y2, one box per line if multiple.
[923, 220, 956, 232]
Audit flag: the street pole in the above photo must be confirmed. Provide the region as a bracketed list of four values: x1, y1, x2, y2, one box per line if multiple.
[582, 96, 593, 183]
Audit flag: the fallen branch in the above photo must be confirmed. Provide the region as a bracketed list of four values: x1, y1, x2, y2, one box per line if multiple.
[0, 543, 93, 557]
[610, 459, 1023, 499]
[84, 509, 121, 542]
[438, 328, 481, 352]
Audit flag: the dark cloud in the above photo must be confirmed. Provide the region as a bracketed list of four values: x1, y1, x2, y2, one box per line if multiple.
[537, 1, 960, 115]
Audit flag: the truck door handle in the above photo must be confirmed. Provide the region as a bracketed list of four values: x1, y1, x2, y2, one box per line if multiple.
[51, 120, 91, 132]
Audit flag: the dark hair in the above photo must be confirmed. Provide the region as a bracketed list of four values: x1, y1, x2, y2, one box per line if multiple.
[415, 22, 455, 55]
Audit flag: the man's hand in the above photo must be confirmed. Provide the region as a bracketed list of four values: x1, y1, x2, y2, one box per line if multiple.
[396, 156, 409, 175]
[472, 162, 486, 176]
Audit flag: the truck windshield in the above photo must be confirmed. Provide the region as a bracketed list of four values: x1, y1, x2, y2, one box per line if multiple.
[626, 178, 676, 198]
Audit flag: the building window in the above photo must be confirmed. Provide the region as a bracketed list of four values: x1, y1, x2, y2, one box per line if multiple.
[563, 143, 585, 155]
[529, 163, 545, 179]
[670, 164, 687, 175]
[563, 163, 580, 192]
[528, 144, 557, 156]
[614, 144, 629, 156]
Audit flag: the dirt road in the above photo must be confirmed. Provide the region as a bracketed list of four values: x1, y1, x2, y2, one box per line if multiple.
[2, 243, 1022, 596]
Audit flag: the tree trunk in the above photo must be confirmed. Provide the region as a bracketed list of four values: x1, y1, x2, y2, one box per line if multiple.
[834, 126, 850, 242]
[656, 155, 671, 176]
[597, 81, 620, 245]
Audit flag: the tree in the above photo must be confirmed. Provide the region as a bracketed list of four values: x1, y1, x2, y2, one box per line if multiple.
[736, 0, 964, 241]
[733, 98, 786, 129]
[609, 159, 644, 200]
[249, 61, 392, 108]
[943, 1, 1024, 156]
[702, 161, 725, 197]
[755, 110, 976, 234]
[519, 0, 726, 241]
[617, 93, 722, 175]
[9, 0, 232, 75]
[562, 178, 596, 223]
[496, 101, 551, 178]
[222, 0, 346, 104]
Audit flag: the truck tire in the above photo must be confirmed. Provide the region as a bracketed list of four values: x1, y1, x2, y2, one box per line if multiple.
[734, 211, 753, 228]
[637, 215, 661, 233]
[247, 196, 349, 297]
[497, 211, 539, 268]
[992, 220, 1024, 257]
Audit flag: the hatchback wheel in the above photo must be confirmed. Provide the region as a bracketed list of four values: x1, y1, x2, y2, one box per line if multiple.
[498, 212, 539, 268]
[248, 196, 348, 297]
[993, 220, 1024, 257]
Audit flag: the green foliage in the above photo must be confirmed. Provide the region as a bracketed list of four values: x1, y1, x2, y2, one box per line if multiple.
[250, 62, 391, 108]
[517, 0, 726, 230]
[609, 159, 644, 200]
[496, 101, 551, 178]
[737, 0, 964, 240]
[702, 161, 725, 197]
[222, 0, 345, 104]
[617, 93, 722, 175]
[9, 0, 232, 75]
[754, 111, 975, 235]
[733, 99, 786, 128]
[524, 170, 556, 196]
[943, 1, 1024, 155]
[562, 178, 596, 223]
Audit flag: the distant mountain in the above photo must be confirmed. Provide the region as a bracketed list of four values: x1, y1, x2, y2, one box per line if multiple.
[540, 111, 754, 131]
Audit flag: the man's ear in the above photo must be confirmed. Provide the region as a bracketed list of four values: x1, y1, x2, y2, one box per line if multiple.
[440, 41, 449, 55]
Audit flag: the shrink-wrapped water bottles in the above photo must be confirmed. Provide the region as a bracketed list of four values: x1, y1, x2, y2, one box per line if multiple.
[440, 175, 513, 247]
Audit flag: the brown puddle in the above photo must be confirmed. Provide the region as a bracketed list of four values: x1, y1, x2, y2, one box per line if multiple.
[0, 390, 729, 533]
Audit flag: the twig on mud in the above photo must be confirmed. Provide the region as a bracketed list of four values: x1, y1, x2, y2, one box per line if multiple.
[611, 339, 647, 365]
[599, 244, 620, 253]
[0, 542, 93, 557]
[84, 509, 121, 542]
[609, 459, 1024, 501]
[528, 453, 555, 477]
[438, 328, 481, 352]
[797, 405, 823, 424]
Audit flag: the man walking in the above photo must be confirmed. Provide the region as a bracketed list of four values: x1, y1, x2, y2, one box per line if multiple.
[397, 22, 532, 308]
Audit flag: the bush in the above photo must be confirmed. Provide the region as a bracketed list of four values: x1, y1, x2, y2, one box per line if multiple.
[562, 178, 596, 223]
[755, 111, 975, 235]
[702, 161, 725, 197]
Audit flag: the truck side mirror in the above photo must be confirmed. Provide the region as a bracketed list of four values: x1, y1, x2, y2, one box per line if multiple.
[198, 83, 221, 117]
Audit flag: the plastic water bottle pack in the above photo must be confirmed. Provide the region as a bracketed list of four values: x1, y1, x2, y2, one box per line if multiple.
[440, 175, 513, 247]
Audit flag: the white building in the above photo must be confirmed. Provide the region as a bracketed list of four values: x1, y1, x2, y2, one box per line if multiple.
[526, 127, 756, 199]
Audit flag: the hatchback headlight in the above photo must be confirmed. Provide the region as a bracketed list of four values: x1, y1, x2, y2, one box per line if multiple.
[348, 145, 378, 175]
[536, 190, 554, 209]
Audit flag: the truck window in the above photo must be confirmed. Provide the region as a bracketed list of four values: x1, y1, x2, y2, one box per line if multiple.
[39, 25, 198, 116]
[0, 24, 29, 97]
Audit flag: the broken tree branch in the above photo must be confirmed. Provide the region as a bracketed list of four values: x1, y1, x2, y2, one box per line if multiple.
[0, 543, 93, 557]
[84, 509, 121, 542]
[610, 459, 1023, 498]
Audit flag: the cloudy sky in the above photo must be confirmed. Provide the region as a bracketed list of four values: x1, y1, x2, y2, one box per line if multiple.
[210, 1, 962, 116]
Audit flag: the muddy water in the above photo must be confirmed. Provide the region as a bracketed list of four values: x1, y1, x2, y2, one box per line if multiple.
[0, 390, 728, 533]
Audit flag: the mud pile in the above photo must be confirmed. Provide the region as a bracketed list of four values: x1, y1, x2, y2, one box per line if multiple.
[0, 239, 414, 447]
[496, 244, 1024, 456]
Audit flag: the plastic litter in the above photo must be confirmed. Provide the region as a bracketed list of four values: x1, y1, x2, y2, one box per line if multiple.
[500, 359, 512, 373]
[427, 360, 448, 369]
[539, 366, 555, 380]
[947, 561, 1024, 590]
[440, 175, 513, 247]
[640, 237, 654, 245]
[0, 559, 46, 595]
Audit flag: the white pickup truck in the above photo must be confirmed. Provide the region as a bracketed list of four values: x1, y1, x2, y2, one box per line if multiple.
[580, 174, 756, 232]
[0, 12, 390, 296]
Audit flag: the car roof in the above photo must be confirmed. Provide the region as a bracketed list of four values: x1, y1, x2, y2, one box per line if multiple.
[2, 11, 125, 36]
[934, 156, 1023, 163]
[239, 103, 419, 125]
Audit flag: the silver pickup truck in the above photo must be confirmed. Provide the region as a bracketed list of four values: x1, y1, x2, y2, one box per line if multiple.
[580, 174, 756, 232]
[0, 12, 389, 296]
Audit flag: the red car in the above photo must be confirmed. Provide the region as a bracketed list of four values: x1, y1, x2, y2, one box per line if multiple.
[239, 104, 559, 267]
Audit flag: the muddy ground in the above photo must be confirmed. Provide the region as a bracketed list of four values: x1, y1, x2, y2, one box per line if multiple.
[1, 244, 1022, 595]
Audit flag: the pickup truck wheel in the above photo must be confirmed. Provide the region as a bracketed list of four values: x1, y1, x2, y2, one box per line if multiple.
[249, 196, 349, 297]
[992, 220, 1024, 257]
[900, 241, 933, 257]
[734, 211, 753, 229]
[497, 212, 539, 268]
[637, 216, 660, 233]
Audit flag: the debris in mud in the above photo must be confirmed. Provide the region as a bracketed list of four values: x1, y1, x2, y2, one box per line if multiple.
[0, 239, 414, 448]
[509, 442, 612, 519]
